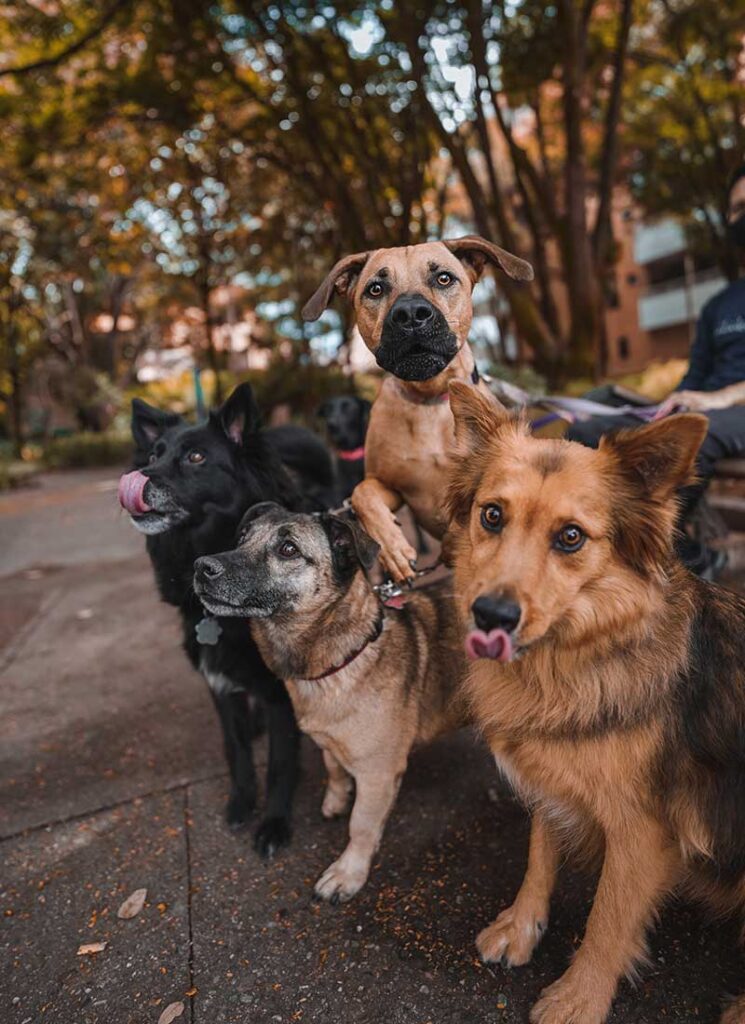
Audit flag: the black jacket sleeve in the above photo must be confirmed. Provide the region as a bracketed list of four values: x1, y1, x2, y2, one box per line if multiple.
[676, 300, 714, 391]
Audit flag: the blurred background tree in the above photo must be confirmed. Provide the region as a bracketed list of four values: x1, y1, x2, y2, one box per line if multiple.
[0, 0, 743, 459]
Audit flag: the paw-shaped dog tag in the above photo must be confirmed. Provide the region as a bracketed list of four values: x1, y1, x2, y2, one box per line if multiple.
[196, 616, 222, 645]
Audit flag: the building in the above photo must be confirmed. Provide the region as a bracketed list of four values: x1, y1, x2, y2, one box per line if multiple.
[603, 210, 728, 377]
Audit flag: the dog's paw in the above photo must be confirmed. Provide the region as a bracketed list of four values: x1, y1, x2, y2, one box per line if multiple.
[378, 533, 417, 584]
[253, 816, 292, 859]
[321, 783, 352, 819]
[226, 787, 256, 831]
[476, 905, 547, 967]
[530, 970, 612, 1024]
[313, 856, 369, 904]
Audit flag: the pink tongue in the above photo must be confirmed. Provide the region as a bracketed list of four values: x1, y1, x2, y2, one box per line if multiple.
[118, 470, 152, 516]
[465, 628, 513, 662]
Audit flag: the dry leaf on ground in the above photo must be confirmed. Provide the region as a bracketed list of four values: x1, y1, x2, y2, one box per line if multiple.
[77, 942, 107, 955]
[117, 888, 147, 920]
[157, 1001, 185, 1024]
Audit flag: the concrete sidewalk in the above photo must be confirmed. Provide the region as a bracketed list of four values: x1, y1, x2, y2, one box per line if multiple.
[1, 468, 742, 1024]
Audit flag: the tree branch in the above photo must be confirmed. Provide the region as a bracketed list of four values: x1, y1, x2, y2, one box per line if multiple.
[0, 0, 132, 79]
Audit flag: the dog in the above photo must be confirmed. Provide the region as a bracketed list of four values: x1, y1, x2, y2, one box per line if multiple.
[317, 394, 371, 501]
[119, 382, 335, 857]
[192, 505, 469, 903]
[302, 237, 533, 581]
[445, 379, 745, 1024]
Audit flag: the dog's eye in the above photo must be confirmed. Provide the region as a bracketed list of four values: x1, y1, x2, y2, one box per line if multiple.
[480, 504, 503, 532]
[278, 540, 299, 559]
[555, 524, 586, 553]
[435, 271, 454, 287]
[187, 451, 205, 464]
[365, 281, 383, 298]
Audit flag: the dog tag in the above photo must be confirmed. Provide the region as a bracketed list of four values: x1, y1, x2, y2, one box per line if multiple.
[196, 616, 222, 645]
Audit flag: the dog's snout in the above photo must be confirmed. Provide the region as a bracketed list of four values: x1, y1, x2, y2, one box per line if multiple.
[389, 295, 435, 331]
[195, 556, 226, 581]
[472, 595, 522, 634]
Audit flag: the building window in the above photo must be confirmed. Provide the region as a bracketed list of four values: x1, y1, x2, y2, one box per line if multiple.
[617, 335, 630, 360]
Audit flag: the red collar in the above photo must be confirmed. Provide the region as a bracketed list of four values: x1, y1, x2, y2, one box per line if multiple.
[337, 446, 365, 461]
[303, 615, 384, 682]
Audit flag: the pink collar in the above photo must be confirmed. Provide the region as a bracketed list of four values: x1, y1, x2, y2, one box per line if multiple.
[337, 446, 365, 461]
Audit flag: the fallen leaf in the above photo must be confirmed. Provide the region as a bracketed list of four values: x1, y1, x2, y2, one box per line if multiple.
[77, 942, 107, 955]
[185, 986, 198, 997]
[158, 1002, 185, 1024]
[117, 888, 147, 920]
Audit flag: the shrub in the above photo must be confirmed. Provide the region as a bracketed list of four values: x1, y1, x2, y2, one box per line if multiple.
[43, 432, 133, 470]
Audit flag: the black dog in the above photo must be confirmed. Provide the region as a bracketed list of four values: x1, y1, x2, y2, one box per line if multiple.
[317, 395, 371, 501]
[119, 382, 335, 856]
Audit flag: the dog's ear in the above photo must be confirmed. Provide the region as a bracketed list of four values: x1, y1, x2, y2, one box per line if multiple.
[601, 414, 708, 500]
[321, 514, 380, 578]
[301, 251, 370, 321]
[236, 501, 284, 542]
[216, 382, 262, 447]
[448, 380, 509, 448]
[131, 398, 180, 451]
[446, 382, 513, 527]
[444, 236, 534, 285]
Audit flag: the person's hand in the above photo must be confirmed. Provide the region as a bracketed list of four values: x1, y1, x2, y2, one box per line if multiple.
[654, 389, 727, 419]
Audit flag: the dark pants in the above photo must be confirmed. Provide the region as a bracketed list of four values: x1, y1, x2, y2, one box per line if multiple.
[566, 408, 745, 570]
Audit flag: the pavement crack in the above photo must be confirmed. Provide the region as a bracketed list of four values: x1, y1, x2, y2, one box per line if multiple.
[0, 770, 227, 844]
[184, 785, 197, 1024]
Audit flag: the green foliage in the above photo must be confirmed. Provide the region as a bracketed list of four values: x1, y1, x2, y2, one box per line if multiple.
[42, 431, 133, 470]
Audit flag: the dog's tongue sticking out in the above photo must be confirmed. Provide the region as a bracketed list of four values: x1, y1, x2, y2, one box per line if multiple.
[465, 628, 513, 663]
[118, 469, 152, 516]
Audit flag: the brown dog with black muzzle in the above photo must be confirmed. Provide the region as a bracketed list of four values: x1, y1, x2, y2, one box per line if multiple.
[301, 238, 533, 581]
[194, 504, 469, 903]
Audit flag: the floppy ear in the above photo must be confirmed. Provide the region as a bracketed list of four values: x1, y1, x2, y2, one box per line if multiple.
[448, 380, 509, 448]
[600, 414, 708, 500]
[301, 251, 370, 321]
[216, 382, 262, 447]
[321, 514, 380, 578]
[131, 398, 180, 451]
[444, 236, 534, 285]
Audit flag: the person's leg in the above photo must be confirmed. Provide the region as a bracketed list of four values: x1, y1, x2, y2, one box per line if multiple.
[675, 408, 745, 576]
[565, 413, 640, 449]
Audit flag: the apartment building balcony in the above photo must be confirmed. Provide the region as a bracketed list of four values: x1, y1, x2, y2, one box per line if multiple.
[633, 219, 687, 265]
[638, 267, 727, 332]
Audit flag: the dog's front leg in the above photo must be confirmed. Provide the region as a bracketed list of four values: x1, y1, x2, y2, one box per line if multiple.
[478, 809, 558, 967]
[530, 815, 679, 1024]
[351, 477, 417, 582]
[314, 767, 402, 903]
[253, 693, 301, 859]
[321, 748, 354, 819]
[210, 690, 259, 831]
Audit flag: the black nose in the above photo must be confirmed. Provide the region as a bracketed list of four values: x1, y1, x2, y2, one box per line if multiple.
[390, 295, 435, 331]
[472, 595, 521, 634]
[195, 556, 225, 581]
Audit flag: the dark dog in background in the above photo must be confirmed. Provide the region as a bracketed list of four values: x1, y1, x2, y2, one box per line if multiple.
[118, 382, 334, 857]
[317, 395, 371, 501]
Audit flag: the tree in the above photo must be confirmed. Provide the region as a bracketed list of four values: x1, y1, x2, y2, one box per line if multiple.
[626, 0, 745, 280]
